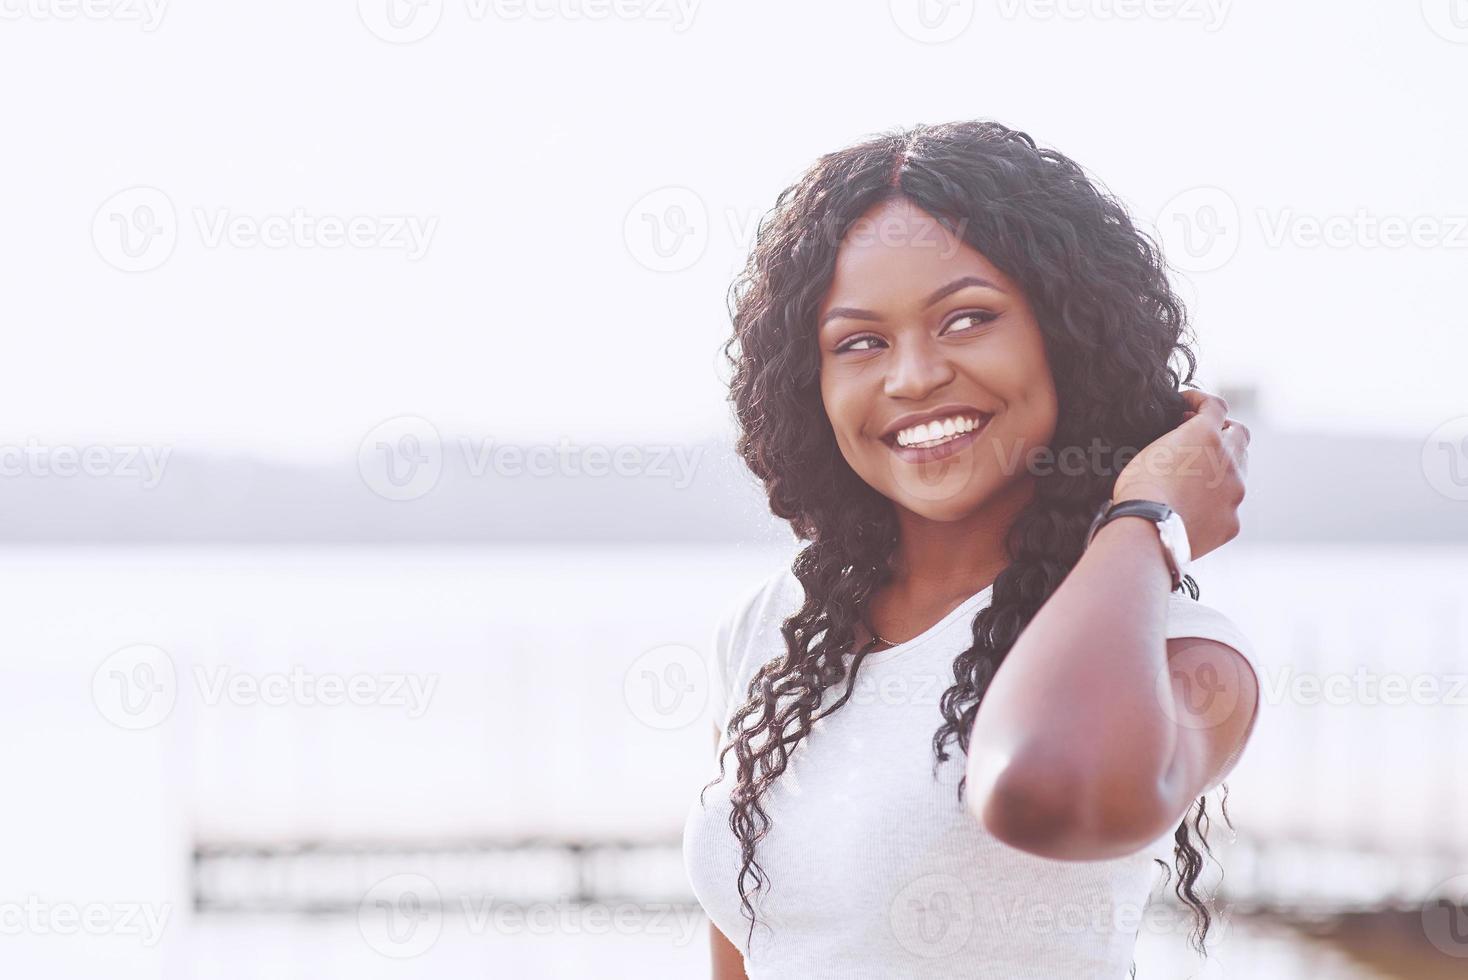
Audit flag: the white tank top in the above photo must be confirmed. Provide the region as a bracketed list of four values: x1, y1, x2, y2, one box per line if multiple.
[681, 565, 1260, 979]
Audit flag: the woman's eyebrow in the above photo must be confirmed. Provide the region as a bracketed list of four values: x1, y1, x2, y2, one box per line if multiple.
[819, 275, 1005, 328]
[922, 275, 1004, 307]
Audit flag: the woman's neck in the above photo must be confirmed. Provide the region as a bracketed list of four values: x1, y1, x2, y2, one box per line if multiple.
[887, 476, 1036, 601]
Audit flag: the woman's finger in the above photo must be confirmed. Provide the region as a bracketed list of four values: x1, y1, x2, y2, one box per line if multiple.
[1186, 392, 1228, 430]
[1222, 418, 1250, 444]
[1221, 424, 1250, 481]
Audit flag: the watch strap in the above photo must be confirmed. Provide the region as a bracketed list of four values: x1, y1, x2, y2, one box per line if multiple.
[1085, 499, 1183, 589]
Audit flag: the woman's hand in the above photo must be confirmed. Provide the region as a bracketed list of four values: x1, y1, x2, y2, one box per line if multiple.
[1110, 387, 1250, 561]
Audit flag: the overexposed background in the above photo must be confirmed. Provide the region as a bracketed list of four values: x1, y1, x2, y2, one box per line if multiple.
[2, 1, 1466, 977]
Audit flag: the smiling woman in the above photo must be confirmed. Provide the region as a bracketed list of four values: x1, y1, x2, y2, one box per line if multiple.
[817, 202, 1057, 523]
[681, 120, 1260, 980]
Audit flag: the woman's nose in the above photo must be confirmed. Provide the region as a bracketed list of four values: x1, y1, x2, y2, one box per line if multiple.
[883, 336, 956, 400]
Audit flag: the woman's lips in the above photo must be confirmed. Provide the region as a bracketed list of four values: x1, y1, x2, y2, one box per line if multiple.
[884, 414, 991, 464]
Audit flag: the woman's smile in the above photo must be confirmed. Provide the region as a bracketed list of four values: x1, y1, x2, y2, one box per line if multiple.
[883, 412, 992, 464]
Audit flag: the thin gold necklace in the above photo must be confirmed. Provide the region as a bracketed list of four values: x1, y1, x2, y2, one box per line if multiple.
[863, 617, 898, 649]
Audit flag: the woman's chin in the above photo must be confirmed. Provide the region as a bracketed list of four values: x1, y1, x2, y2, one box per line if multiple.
[891, 492, 991, 524]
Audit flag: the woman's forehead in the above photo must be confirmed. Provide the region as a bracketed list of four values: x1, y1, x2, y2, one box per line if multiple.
[823, 204, 1011, 311]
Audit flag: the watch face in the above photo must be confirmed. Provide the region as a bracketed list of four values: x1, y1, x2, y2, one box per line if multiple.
[1159, 512, 1192, 566]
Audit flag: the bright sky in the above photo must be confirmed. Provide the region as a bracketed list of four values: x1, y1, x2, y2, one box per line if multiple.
[1, 0, 1463, 458]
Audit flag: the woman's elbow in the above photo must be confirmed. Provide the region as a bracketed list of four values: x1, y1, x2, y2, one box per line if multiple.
[966, 756, 1172, 861]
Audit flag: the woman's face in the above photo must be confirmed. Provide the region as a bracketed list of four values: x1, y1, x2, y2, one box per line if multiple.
[817, 197, 1059, 522]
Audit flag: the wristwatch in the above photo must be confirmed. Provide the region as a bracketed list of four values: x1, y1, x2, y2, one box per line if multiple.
[1085, 499, 1191, 591]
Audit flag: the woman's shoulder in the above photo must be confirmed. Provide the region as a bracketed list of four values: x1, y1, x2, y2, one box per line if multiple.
[1164, 585, 1258, 671]
[707, 560, 805, 726]
[717, 560, 803, 654]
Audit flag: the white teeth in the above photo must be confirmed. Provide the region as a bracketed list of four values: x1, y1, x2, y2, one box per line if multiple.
[894, 414, 985, 448]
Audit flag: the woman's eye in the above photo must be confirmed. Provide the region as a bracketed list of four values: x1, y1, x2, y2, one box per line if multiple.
[943, 311, 998, 334]
[835, 335, 884, 353]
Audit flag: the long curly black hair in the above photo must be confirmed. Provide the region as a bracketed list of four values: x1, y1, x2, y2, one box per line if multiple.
[699, 120, 1232, 967]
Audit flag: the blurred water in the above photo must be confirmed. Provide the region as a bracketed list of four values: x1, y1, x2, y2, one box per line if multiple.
[1, 542, 1461, 977]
